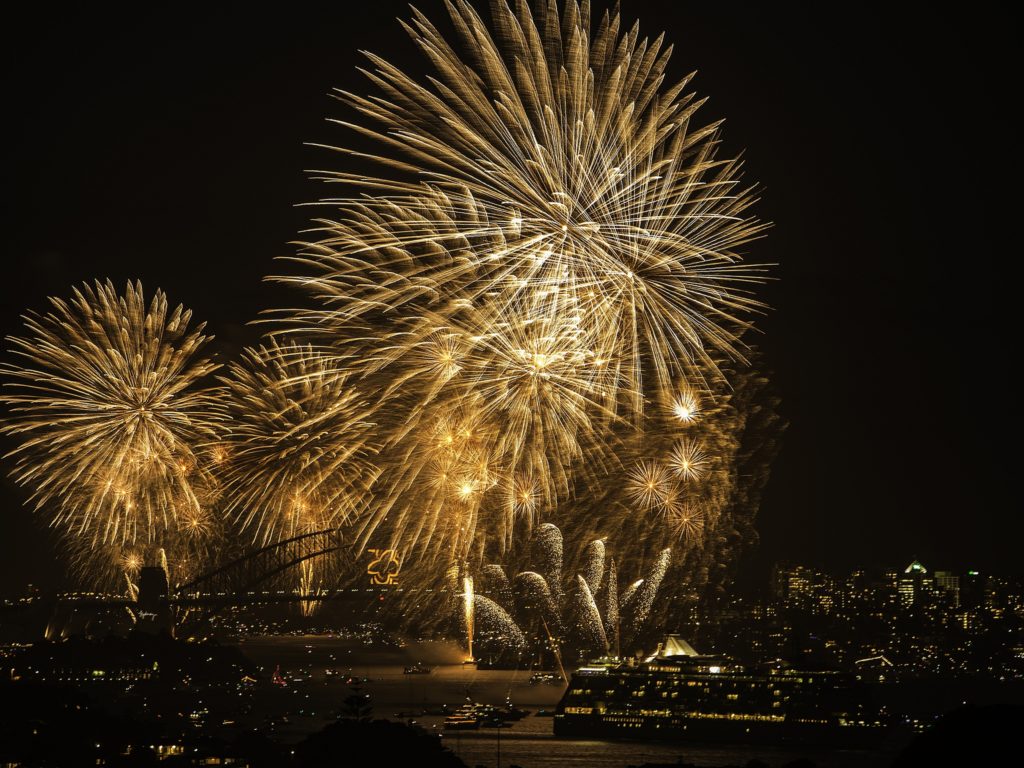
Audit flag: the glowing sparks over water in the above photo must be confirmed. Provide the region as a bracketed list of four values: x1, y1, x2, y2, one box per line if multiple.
[460, 526, 671, 659]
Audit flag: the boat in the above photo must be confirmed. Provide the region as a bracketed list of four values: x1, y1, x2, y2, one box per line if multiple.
[501, 699, 530, 721]
[443, 702, 508, 730]
[404, 662, 433, 675]
[554, 635, 891, 747]
[529, 672, 563, 686]
[443, 716, 479, 730]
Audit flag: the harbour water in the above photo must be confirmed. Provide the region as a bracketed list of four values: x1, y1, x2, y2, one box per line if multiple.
[239, 635, 892, 768]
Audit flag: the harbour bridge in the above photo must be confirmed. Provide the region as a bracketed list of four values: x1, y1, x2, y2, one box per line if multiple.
[38, 530, 415, 634]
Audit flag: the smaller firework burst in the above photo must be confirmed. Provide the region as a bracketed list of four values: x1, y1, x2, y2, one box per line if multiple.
[627, 461, 672, 510]
[667, 503, 706, 544]
[670, 389, 701, 424]
[668, 438, 710, 483]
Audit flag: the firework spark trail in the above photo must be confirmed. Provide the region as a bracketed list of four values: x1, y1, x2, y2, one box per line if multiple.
[481, 562, 513, 608]
[512, 570, 562, 631]
[0, 280, 221, 558]
[668, 438, 709, 483]
[474, 594, 527, 650]
[668, 502, 706, 543]
[603, 557, 620, 657]
[219, 341, 379, 543]
[626, 460, 672, 511]
[581, 538, 605, 595]
[627, 547, 672, 642]
[463, 574, 475, 659]
[532, 522, 564, 605]
[619, 578, 644, 616]
[575, 574, 609, 655]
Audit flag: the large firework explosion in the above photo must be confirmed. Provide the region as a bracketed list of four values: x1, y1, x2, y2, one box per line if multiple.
[0, 2, 779, 623]
[0, 281, 223, 588]
[273, 0, 770, 572]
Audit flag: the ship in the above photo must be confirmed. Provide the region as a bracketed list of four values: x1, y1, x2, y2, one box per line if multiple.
[443, 703, 498, 730]
[554, 635, 891, 747]
[403, 662, 433, 675]
[529, 671, 564, 686]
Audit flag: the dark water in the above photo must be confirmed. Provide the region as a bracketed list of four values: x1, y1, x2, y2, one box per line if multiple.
[240, 635, 893, 768]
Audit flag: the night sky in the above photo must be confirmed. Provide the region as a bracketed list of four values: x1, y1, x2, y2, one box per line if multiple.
[1, 3, 1015, 596]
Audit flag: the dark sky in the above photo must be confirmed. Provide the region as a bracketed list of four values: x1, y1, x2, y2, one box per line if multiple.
[0, 3, 1015, 595]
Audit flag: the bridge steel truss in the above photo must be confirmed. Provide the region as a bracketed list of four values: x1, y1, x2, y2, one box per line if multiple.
[172, 529, 343, 616]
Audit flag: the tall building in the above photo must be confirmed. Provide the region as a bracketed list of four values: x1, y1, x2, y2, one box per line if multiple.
[933, 571, 961, 608]
[960, 570, 986, 609]
[771, 564, 835, 614]
[899, 560, 932, 608]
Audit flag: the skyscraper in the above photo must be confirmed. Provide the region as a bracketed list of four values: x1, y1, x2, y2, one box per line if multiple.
[933, 571, 961, 608]
[899, 560, 931, 608]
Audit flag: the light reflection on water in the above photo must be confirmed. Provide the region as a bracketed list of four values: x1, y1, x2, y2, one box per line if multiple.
[240, 634, 888, 768]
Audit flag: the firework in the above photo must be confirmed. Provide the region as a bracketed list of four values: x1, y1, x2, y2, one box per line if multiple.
[1, 2, 782, 613]
[576, 574, 609, 655]
[668, 502, 706, 543]
[474, 594, 527, 651]
[217, 341, 379, 605]
[1, 280, 221, 550]
[626, 548, 673, 642]
[464, 525, 672, 659]
[581, 538, 605, 595]
[668, 438, 709, 482]
[272, 0, 768, 565]
[292, 0, 766, 391]
[626, 461, 672, 511]
[218, 341, 378, 544]
[670, 389, 701, 424]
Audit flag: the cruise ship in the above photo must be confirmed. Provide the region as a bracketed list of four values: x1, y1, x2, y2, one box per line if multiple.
[554, 636, 890, 746]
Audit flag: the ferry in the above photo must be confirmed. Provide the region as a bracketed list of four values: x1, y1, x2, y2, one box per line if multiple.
[555, 635, 890, 747]
[403, 662, 433, 675]
[529, 671, 563, 686]
[443, 702, 513, 730]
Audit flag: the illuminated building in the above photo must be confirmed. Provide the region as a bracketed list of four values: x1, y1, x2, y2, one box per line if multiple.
[933, 571, 960, 608]
[771, 564, 835, 614]
[898, 560, 931, 608]
[961, 570, 986, 609]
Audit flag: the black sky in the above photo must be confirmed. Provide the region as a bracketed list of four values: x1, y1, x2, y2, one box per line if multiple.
[0, 3, 1016, 595]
